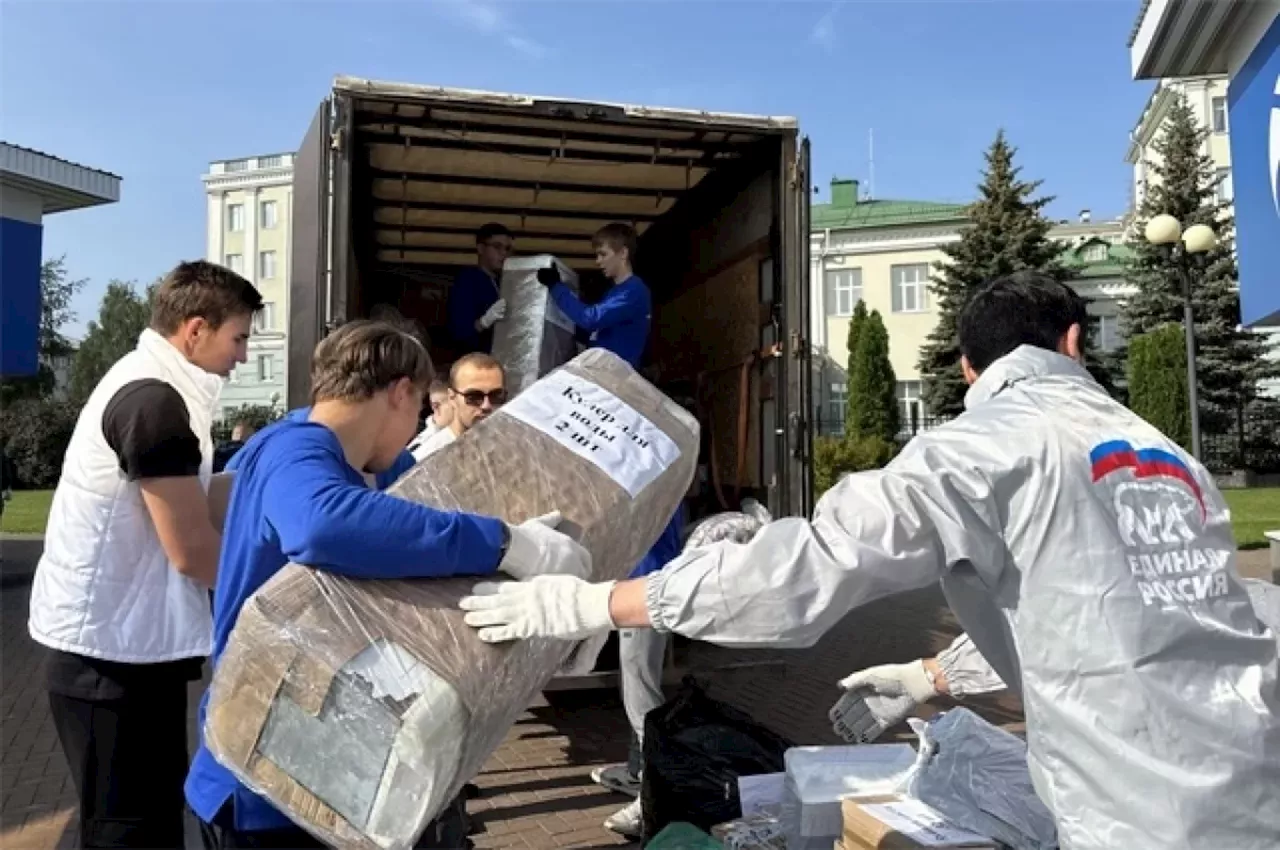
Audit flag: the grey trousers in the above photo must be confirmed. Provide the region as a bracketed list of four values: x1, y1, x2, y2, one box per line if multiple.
[619, 628, 669, 759]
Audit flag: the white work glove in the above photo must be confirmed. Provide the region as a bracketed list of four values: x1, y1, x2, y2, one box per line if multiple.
[459, 575, 617, 643]
[498, 511, 592, 581]
[477, 298, 507, 330]
[829, 659, 937, 744]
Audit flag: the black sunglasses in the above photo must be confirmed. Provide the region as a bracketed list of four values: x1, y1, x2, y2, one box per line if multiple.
[453, 387, 507, 407]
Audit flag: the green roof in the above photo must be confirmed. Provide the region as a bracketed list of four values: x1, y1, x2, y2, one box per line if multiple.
[1060, 238, 1134, 279]
[812, 197, 970, 230]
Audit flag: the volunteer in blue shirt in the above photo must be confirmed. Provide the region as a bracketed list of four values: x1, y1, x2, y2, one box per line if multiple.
[447, 223, 513, 355]
[537, 221, 666, 838]
[536, 222, 651, 369]
[185, 320, 592, 850]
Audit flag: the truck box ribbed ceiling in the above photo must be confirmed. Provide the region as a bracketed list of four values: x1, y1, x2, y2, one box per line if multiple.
[338, 77, 797, 270]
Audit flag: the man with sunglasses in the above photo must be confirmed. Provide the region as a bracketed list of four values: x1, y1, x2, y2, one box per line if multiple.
[447, 223, 514, 356]
[412, 353, 507, 461]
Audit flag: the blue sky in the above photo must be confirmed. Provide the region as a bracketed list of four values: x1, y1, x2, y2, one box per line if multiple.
[2, 0, 1149, 338]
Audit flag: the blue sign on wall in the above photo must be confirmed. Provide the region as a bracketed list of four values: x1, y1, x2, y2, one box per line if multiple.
[0, 216, 43, 377]
[1228, 14, 1280, 327]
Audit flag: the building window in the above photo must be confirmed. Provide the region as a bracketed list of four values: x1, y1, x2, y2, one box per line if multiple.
[224, 253, 243, 274]
[1215, 168, 1233, 204]
[253, 302, 275, 334]
[258, 155, 284, 169]
[829, 382, 848, 423]
[896, 380, 925, 431]
[1096, 315, 1120, 352]
[1083, 242, 1109, 262]
[891, 264, 930, 313]
[260, 200, 278, 229]
[227, 204, 244, 232]
[225, 159, 249, 173]
[259, 250, 277, 280]
[1211, 97, 1227, 134]
[824, 268, 862, 317]
[258, 355, 273, 382]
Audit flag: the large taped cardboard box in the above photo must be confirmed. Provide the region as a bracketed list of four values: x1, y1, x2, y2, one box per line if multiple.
[491, 255, 579, 394]
[840, 796, 996, 849]
[204, 349, 699, 850]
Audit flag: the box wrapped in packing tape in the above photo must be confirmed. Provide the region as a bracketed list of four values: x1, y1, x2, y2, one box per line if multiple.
[491, 255, 579, 394]
[203, 349, 699, 850]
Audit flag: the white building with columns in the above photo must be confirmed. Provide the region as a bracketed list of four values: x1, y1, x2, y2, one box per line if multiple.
[202, 153, 294, 419]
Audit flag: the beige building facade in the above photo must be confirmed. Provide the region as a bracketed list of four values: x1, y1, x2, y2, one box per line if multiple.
[810, 179, 1131, 435]
[202, 153, 294, 419]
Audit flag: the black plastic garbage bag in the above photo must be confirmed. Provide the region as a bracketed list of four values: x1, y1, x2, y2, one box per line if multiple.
[640, 677, 793, 846]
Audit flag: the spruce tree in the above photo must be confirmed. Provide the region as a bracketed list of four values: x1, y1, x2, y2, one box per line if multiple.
[844, 300, 869, 428]
[847, 310, 900, 441]
[1122, 92, 1277, 435]
[918, 131, 1072, 417]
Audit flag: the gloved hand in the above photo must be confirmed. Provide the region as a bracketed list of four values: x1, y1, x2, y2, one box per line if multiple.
[498, 512, 592, 581]
[478, 298, 507, 330]
[459, 575, 617, 642]
[828, 659, 937, 743]
[536, 263, 560, 287]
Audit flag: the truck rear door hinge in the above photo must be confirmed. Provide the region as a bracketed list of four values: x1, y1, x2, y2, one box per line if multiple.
[789, 330, 808, 359]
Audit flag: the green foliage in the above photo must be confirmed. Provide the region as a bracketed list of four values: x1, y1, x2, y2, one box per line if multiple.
[1122, 93, 1278, 434]
[1127, 324, 1191, 451]
[1, 257, 86, 405]
[69, 281, 155, 404]
[918, 131, 1073, 417]
[843, 301, 869, 426]
[813, 434, 898, 497]
[0, 398, 79, 489]
[846, 310, 899, 441]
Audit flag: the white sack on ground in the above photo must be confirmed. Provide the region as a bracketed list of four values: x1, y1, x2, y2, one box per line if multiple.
[491, 255, 579, 394]
[203, 349, 699, 850]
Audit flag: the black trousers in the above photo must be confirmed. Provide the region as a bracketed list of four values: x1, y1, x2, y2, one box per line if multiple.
[196, 795, 474, 850]
[48, 682, 190, 849]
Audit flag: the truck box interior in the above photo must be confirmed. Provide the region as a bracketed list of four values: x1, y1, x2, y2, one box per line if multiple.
[313, 82, 806, 517]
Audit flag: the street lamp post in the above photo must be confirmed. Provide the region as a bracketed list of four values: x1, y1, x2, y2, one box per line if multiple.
[1143, 214, 1218, 461]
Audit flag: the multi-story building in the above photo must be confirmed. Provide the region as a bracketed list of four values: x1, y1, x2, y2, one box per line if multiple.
[1125, 75, 1233, 214]
[810, 178, 1132, 435]
[202, 153, 294, 420]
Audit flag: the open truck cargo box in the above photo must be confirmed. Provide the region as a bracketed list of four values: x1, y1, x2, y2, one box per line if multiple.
[288, 76, 813, 522]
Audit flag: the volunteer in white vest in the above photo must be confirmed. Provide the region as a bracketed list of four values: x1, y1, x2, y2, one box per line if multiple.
[28, 260, 262, 850]
[411, 353, 507, 461]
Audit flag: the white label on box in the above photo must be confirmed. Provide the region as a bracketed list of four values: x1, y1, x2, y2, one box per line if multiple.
[858, 799, 991, 847]
[499, 370, 679, 497]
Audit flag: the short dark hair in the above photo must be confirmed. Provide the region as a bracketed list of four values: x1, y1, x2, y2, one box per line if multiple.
[958, 270, 1088, 372]
[593, 222, 638, 262]
[310, 320, 435, 403]
[476, 223, 513, 244]
[449, 352, 505, 386]
[150, 261, 263, 334]
[427, 378, 449, 397]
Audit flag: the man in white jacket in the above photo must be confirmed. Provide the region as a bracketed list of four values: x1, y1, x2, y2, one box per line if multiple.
[28, 260, 261, 849]
[458, 271, 1280, 850]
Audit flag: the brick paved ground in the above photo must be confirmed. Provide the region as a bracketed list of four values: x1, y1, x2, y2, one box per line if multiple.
[15, 536, 1269, 848]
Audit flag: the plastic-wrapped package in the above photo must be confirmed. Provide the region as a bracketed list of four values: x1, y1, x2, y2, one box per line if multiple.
[712, 812, 787, 850]
[903, 709, 1058, 850]
[780, 745, 918, 850]
[203, 349, 699, 850]
[491, 255, 579, 394]
[683, 499, 774, 549]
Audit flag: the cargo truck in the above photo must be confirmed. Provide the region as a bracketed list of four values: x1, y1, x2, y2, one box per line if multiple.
[287, 76, 814, 528]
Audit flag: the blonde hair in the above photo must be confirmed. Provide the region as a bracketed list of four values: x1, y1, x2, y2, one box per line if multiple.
[310, 320, 434, 403]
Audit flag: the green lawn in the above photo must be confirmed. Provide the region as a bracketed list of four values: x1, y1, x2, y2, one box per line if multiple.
[1, 489, 54, 534]
[0, 486, 1275, 547]
[1224, 487, 1280, 550]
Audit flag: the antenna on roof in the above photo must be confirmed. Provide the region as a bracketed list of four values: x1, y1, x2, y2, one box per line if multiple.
[868, 128, 875, 201]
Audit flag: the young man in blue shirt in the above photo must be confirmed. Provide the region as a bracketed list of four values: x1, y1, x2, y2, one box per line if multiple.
[185, 320, 592, 849]
[537, 222, 651, 369]
[537, 222, 667, 837]
[447, 223, 513, 356]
